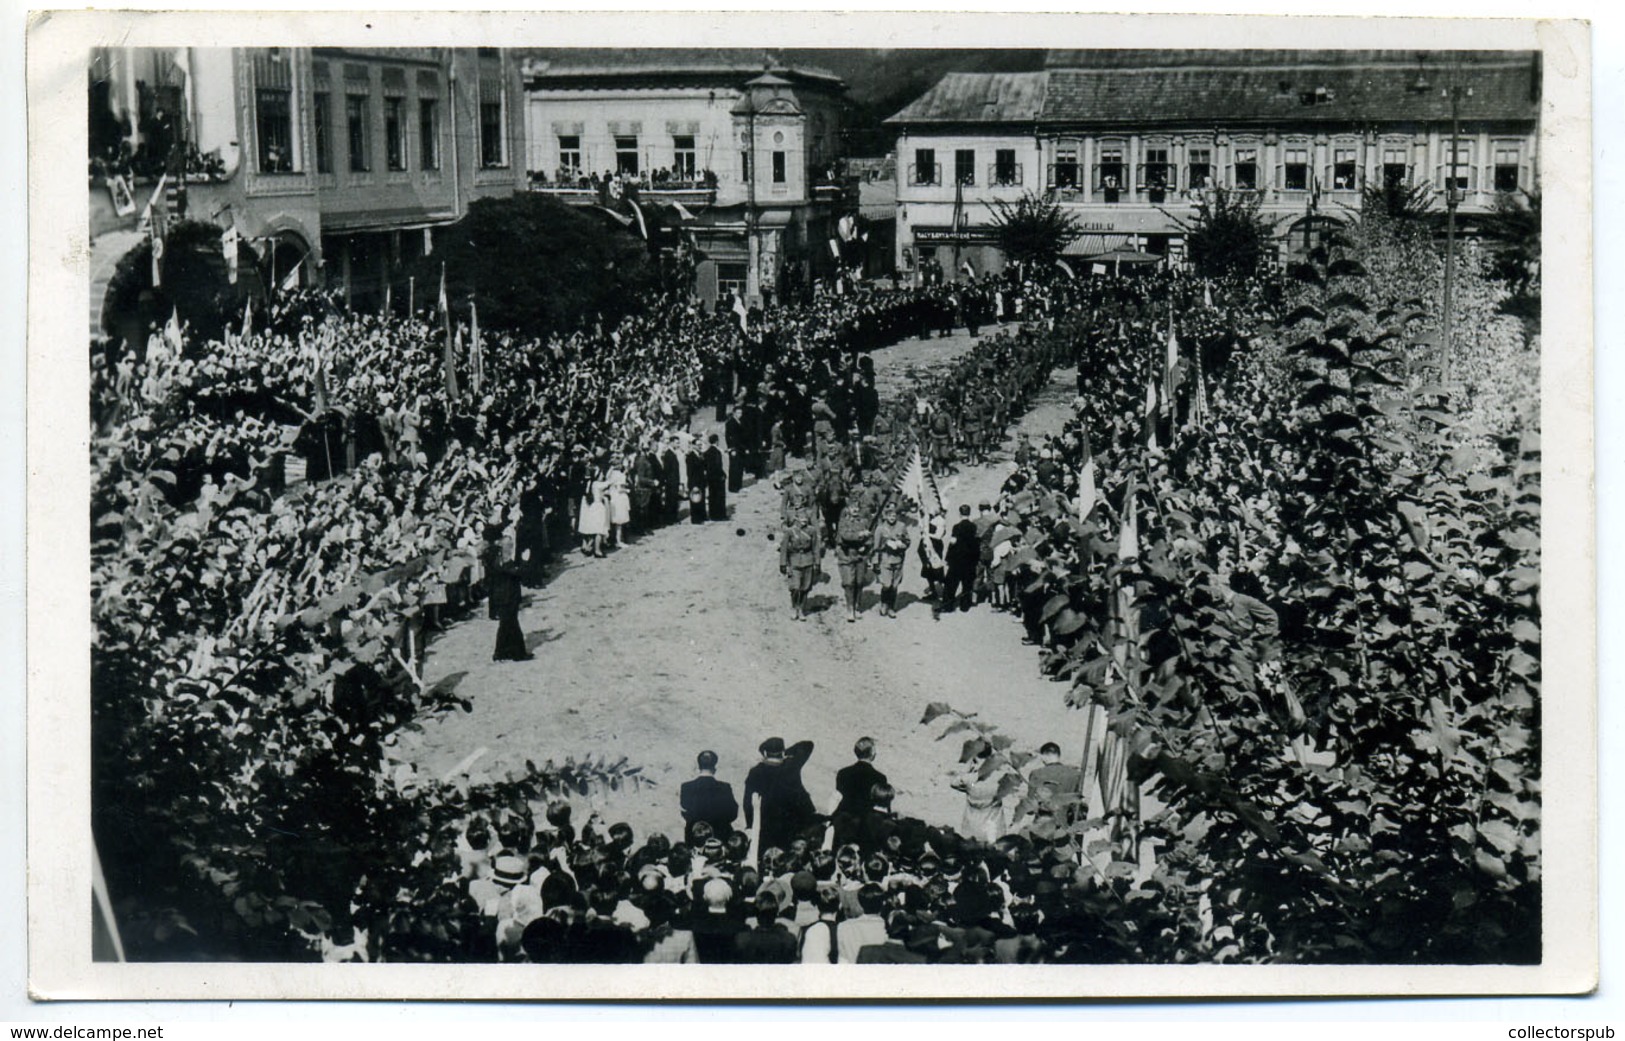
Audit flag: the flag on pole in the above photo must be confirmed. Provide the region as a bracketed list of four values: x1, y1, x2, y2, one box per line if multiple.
[1190, 341, 1210, 432]
[439, 265, 459, 400]
[240, 296, 253, 342]
[1118, 480, 1140, 563]
[1077, 422, 1098, 522]
[1163, 310, 1180, 421]
[382, 280, 392, 317]
[222, 224, 239, 284]
[1203, 279, 1214, 309]
[732, 291, 749, 333]
[1141, 367, 1160, 450]
[896, 445, 943, 519]
[627, 199, 650, 240]
[279, 258, 302, 294]
[470, 298, 485, 396]
[1055, 258, 1076, 279]
[163, 307, 183, 352]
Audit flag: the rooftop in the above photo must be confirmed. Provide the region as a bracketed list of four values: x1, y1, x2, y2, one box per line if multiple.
[884, 71, 1049, 124]
[521, 48, 844, 90]
[887, 51, 1539, 128]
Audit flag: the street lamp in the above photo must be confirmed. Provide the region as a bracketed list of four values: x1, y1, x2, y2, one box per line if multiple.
[1440, 81, 1473, 391]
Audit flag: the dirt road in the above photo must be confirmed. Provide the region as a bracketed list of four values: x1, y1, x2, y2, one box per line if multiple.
[408, 326, 1087, 840]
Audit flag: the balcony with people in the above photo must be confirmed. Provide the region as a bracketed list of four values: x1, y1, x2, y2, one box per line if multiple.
[528, 165, 720, 207]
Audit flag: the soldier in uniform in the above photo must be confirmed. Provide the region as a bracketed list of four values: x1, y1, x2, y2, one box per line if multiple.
[781, 510, 821, 620]
[871, 502, 911, 619]
[833, 493, 875, 624]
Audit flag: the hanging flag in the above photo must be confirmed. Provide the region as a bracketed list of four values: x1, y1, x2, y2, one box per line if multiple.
[1077, 422, 1098, 522]
[732, 291, 749, 332]
[828, 238, 842, 262]
[382, 280, 392, 317]
[221, 224, 239, 285]
[470, 298, 485, 396]
[439, 265, 459, 400]
[423, 227, 434, 256]
[960, 258, 976, 280]
[627, 198, 650, 240]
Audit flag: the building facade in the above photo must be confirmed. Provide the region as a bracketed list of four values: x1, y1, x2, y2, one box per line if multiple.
[89, 46, 526, 312]
[521, 50, 853, 309]
[885, 51, 1541, 280]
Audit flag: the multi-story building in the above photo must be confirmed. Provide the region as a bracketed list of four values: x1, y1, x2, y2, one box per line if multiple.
[885, 50, 1541, 280]
[89, 46, 526, 314]
[521, 49, 853, 308]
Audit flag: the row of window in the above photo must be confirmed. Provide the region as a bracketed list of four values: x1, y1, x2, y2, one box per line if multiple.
[554, 134, 698, 178]
[553, 133, 795, 186]
[908, 142, 1525, 194]
[254, 68, 508, 175]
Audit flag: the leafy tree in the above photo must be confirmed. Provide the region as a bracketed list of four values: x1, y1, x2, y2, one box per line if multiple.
[1173, 188, 1280, 280]
[1361, 180, 1437, 223]
[102, 219, 257, 354]
[406, 193, 666, 339]
[989, 191, 1084, 271]
[1481, 190, 1540, 327]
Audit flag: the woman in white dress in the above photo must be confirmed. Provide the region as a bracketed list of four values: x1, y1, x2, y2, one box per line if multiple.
[578, 466, 609, 558]
[606, 456, 632, 548]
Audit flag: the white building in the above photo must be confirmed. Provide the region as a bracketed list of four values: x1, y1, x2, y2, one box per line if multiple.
[886, 50, 1541, 280]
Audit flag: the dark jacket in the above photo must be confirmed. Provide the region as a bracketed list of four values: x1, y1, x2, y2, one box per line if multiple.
[680, 774, 739, 842]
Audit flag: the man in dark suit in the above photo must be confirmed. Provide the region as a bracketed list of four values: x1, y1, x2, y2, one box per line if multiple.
[680, 750, 739, 843]
[943, 503, 981, 614]
[831, 736, 888, 850]
[704, 432, 728, 522]
[659, 435, 683, 526]
[724, 408, 746, 493]
[685, 434, 708, 523]
[743, 737, 817, 855]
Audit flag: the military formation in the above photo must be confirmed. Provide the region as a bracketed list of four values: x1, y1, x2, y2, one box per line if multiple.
[775, 312, 1067, 624]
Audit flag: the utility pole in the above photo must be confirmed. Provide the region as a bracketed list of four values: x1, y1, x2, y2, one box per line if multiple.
[1440, 79, 1472, 391]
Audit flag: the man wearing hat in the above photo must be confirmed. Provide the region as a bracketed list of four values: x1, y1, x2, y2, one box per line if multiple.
[481, 524, 531, 662]
[743, 737, 818, 858]
[680, 750, 740, 844]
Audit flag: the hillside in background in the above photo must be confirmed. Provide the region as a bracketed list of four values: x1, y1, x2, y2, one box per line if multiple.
[518, 48, 1048, 159]
[781, 49, 1048, 156]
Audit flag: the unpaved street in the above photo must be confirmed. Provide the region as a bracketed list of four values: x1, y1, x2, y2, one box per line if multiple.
[408, 327, 1086, 839]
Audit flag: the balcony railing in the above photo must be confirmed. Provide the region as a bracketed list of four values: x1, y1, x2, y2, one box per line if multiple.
[988, 162, 1023, 187]
[908, 162, 942, 187]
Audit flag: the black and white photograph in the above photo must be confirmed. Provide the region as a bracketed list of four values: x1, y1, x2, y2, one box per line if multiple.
[21, 9, 1596, 1002]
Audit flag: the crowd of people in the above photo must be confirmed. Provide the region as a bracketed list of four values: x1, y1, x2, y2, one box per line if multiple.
[390, 732, 1093, 965]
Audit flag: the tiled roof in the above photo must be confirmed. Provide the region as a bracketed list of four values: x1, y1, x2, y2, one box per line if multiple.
[1043, 49, 1526, 70]
[884, 71, 1049, 124]
[522, 48, 843, 88]
[888, 52, 1537, 128]
[1041, 54, 1538, 126]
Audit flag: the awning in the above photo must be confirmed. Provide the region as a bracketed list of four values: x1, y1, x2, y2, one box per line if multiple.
[1083, 249, 1164, 266]
[1063, 233, 1136, 256]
